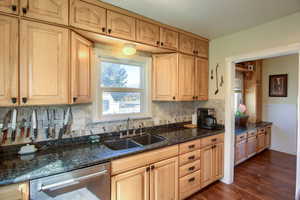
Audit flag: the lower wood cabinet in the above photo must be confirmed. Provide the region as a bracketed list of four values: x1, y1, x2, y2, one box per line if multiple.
[256, 132, 265, 153]
[0, 182, 29, 200]
[246, 136, 257, 157]
[111, 156, 178, 200]
[235, 139, 247, 164]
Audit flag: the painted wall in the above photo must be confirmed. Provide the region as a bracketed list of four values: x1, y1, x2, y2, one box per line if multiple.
[262, 54, 298, 155]
[209, 11, 300, 100]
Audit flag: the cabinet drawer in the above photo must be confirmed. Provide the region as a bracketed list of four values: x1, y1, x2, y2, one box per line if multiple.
[179, 150, 200, 166]
[111, 145, 178, 175]
[201, 133, 224, 147]
[236, 133, 247, 142]
[258, 127, 266, 134]
[179, 139, 201, 154]
[179, 170, 201, 199]
[179, 160, 200, 177]
[247, 130, 257, 138]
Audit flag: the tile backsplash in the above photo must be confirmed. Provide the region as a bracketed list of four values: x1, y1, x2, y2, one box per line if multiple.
[0, 99, 224, 146]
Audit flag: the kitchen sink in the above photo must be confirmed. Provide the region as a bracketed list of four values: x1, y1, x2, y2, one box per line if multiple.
[104, 139, 142, 150]
[132, 134, 166, 146]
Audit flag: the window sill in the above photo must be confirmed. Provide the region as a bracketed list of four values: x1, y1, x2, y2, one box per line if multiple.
[93, 113, 152, 123]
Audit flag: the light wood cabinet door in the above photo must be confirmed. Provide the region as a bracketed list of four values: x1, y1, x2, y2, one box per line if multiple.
[0, 15, 18, 106]
[150, 157, 178, 200]
[20, 0, 68, 25]
[107, 10, 136, 41]
[246, 136, 257, 158]
[178, 54, 195, 101]
[200, 145, 214, 187]
[71, 32, 92, 104]
[160, 27, 178, 50]
[0, 0, 19, 15]
[152, 53, 178, 101]
[235, 140, 247, 165]
[256, 133, 265, 152]
[213, 143, 224, 179]
[0, 182, 29, 200]
[137, 20, 160, 46]
[179, 33, 195, 55]
[70, 0, 106, 34]
[195, 39, 208, 58]
[265, 126, 271, 148]
[20, 20, 69, 105]
[195, 57, 208, 101]
[111, 166, 150, 200]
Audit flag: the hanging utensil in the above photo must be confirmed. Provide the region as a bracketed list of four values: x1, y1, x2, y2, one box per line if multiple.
[220, 75, 224, 87]
[51, 109, 56, 138]
[58, 109, 68, 139]
[215, 64, 219, 95]
[2, 110, 11, 144]
[10, 108, 17, 142]
[31, 109, 38, 140]
[210, 69, 214, 80]
[25, 111, 31, 138]
[45, 109, 50, 139]
[65, 107, 73, 135]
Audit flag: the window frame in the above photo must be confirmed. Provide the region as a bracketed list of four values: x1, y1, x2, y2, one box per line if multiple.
[93, 48, 152, 122]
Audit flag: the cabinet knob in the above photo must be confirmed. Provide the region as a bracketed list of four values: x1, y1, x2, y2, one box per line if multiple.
[108, 29, 112, 34]
[11, 97, 17, 104]
[73, 97, 78, 103]
[22, 7, 27, 14]
[22, 97, 27, 104]
[188, 155, 195, 160]
[11, 5, 17, 12]
[188, 166, 195, 171]
[172, 96, 176, 100]
[188, 144, 195, 149]
[188, 177, 195, 182]
[146, 167, 150, 172]
[102, 27, 106, 32]
[151, 165, 155, 170]
[156, 41, 160, 45]
[160, 42, 164, 46]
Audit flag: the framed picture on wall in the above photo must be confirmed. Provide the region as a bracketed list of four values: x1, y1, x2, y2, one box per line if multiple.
[269, 74, 288, 97]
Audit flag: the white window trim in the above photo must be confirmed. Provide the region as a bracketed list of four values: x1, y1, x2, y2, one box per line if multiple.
[92, 46, 152, 122]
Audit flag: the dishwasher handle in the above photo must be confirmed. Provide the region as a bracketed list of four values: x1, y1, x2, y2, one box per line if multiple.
[39, 169, 108, 192]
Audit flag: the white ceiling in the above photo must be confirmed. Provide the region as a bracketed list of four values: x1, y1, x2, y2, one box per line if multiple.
[100, 0, 300, 39]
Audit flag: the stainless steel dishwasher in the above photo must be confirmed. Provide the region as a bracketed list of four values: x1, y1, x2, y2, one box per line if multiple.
[30, 162, 110, 200]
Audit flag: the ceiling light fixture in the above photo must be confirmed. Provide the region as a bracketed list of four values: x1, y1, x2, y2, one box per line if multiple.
[122, 43, 136, 55]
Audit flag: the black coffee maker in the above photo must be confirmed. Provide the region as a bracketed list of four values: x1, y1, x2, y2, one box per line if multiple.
[197, 108, 221, 129]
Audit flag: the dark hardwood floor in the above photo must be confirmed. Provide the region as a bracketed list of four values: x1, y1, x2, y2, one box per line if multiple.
[188, 150, 296, 200]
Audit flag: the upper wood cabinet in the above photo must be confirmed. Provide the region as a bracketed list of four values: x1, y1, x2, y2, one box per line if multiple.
[137, 20, 160, 46]
[178, 54, 195, 101]
[20, 0, 68, 25]
[0, 0, 19, 15]
[179, 33, 195, 55]
[71, 31, 93, 104]
[150, 157, 178, 200]
[0, 182, 29, 200]
[20, 20, 69, 105]
[0, 15, 18, 107]
[152, 53, 178, 101]
[70, 0, 106, 34]
[111, 166, 150, 200]
[195, 39, 209, 58]
[195, 57, 208, 100]
[107, 10, 136, 41]
[160, 27, 178, 50]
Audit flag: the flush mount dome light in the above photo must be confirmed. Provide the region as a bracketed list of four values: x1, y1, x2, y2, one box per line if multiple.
[122, 43, 136, 55]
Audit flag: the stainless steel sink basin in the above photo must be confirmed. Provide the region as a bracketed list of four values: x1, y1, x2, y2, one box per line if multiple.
[132, 134, 166, 146]
[104, 139, 141, 150]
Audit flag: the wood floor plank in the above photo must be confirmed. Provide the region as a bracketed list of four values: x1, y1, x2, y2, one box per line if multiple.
[188, 150, 296, 200]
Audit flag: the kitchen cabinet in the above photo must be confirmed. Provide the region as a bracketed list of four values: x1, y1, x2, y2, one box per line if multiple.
[256, 131, 265, 153]
[200, 145, 214, 187]
[160, 27, 178, 50]
[0, 0, 18, 15]
[20, 0, 68, 25]
[20, 20, 69, 105]
[150, 157, 178, 200]
[152, 53, 178, 101]
[235, 139, 247, 165]
[137, 20, 160, 46]
[71, 31, 93, 104]
[111, 166, 150, 200]
[107, 10, 136, 41]
[195, 57, 208, 100]
[111, 157, 178, 200]
[179, 33, 195, 55]
[213, 143, 224, 179]
[0, 182, 29, 200]
[0, 15, 18, 107]
[265, 126, 271, 149]
[178, 54, 195, 101]
[246, 136, 257, 158]
[70, 0, 106, 34]
[194, 39, 209, 58]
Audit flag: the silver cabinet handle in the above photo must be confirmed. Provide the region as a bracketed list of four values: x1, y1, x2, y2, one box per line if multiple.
[39, 170, 108, 191]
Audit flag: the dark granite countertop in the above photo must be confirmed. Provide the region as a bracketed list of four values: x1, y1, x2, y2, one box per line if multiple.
[235, 121, 272, 135]
[0, 126, 224, 186]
